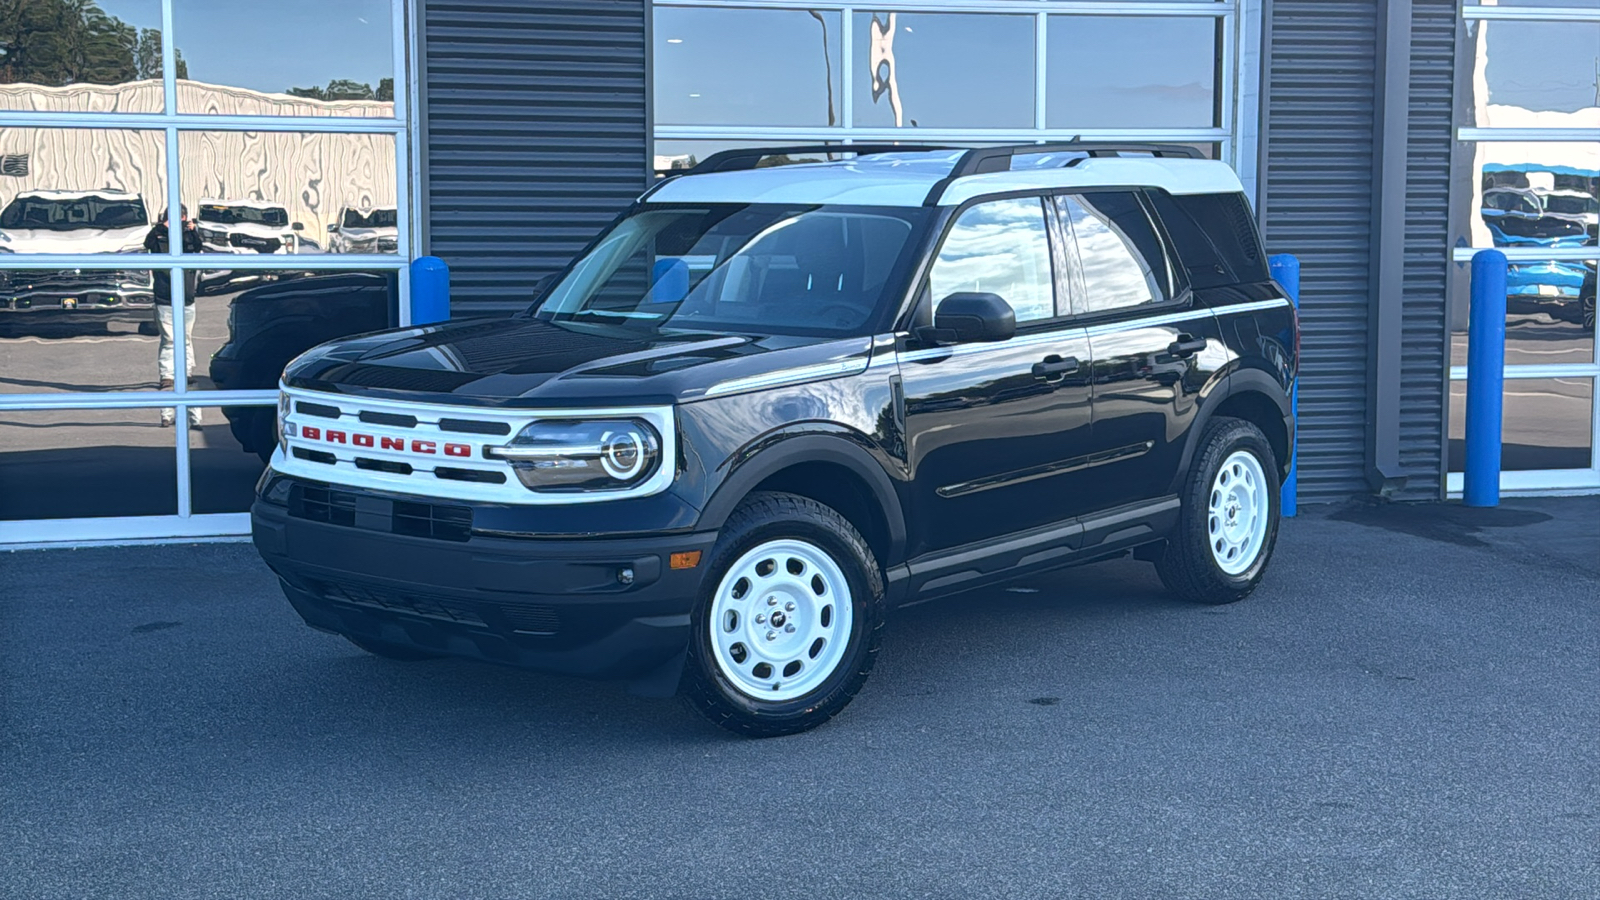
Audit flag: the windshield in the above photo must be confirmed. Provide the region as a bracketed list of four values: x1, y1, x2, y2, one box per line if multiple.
[534, 204, 930, 336]
[342, 208, 397, 228]
[1544, 194, 1598, 216]
[199, 204, 289, 227]
[0, 195, 147, 230]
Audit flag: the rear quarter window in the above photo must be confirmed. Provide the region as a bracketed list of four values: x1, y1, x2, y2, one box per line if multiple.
[1147, 190, 1269, 289]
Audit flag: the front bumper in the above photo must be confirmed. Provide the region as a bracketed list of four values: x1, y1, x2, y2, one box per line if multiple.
[251, 480, 718, 681]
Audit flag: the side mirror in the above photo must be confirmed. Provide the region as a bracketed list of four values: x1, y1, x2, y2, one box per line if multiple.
[326, 224, 341, 234]
[292, 222, 305, 232]
[928, 292, 1016, 344]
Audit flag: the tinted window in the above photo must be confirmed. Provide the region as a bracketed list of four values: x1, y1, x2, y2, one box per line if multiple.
[1146, 190, 1267, 288]
[852, 12, 1035, 129]
[1061, 193, 1173, 313]
[653, 7, 842, 128]
[537, 204, 930, 336]
[928, 197, 1055, 323]
[1046, 16, 1219, 129]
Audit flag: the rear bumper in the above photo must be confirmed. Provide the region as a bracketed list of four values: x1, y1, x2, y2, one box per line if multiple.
[251, 493, 718, 680]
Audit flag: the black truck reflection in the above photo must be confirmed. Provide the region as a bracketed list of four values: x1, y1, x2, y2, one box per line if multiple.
[209, 271, 395, 461]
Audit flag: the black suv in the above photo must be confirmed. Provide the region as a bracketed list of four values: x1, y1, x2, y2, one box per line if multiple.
[251, 144, 1298, 736]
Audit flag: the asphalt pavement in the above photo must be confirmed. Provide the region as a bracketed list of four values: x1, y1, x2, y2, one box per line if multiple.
[3, 498, 1598, 899]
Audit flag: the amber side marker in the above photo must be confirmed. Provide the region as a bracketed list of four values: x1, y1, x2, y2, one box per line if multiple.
[670, 551, 702, 570]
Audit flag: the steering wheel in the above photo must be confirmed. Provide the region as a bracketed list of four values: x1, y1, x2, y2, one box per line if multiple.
[816, 303, 864, 327]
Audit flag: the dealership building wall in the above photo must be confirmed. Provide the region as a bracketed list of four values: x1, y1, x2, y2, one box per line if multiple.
[1, 0, 1595, 546]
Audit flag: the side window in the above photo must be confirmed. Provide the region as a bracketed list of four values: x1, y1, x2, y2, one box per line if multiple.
[1060, 192, 1174, 314]
[928, 197, 1055, 324]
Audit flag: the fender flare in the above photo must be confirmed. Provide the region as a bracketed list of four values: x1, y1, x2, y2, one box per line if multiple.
[696, 431, 908, 565]
[1170, 368, 1293, 493]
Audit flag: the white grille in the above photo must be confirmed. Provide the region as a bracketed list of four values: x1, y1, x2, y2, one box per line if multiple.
[272, 385, 676, 504]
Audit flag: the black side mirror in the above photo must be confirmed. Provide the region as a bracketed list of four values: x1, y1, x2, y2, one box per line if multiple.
[292, 222, 305, 232]
[927, 292, 1016, 344]
[327, 224, 340, 234]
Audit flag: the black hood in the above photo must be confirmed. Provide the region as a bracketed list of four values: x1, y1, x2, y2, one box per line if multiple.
[283, 315, 869, 407]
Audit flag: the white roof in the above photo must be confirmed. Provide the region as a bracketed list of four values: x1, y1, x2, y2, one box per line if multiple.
[646, 151, 1245, 208]
[199, 197, 288, 210]
[14, 189, 141, 202]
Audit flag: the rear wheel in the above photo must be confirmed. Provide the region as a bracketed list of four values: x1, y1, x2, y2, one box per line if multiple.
[344, 634, 444, 661]
[1155, 417, 1281, 604]
[684, 491, 884, 737]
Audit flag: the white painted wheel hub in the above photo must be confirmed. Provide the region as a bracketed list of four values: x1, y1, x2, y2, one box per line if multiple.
[709, 539, 853, 702]
[1208, 449, 1270, 576]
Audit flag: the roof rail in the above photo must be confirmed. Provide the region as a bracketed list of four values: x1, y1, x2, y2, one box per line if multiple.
[687, 143, 959, 175]
[948, 142, 1205, 179]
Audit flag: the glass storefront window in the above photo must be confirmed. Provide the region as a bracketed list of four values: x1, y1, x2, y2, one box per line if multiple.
[1449, 378, 1595, 472]
[177, 131, 398, 255]
[0, 0, 167, 112]
[1463, 143, 1600, 250]
[1046, 17, 1220, 129]
[0, 127, 166, 254]
[190, 404, 271, 514]
[173, 0, 395, 117]
[0, 408, 177, 520]
[0, 267, 170, 394]
[1449, 258, 1597, 368]
[653, 7, 841, 128]
[1468, 20, 1600, 130]
[852, 12, 1035, 129]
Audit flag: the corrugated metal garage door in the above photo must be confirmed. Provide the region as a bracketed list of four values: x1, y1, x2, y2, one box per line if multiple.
[421, 0, 648, 316]
[1260, 0, 1379, 501]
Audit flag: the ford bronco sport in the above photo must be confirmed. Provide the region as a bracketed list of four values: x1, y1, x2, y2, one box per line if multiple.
[252, 144, 1298, 737]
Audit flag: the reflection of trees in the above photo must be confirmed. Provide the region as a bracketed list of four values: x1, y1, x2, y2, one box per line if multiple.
[0, 0, 186, 85]
[288, 77, 394, 103]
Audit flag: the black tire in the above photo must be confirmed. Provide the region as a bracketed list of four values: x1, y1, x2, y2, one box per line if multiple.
[684, 491, 885, 738]
[344, 634, 444, 661]
[1155, 417, 1281, 605]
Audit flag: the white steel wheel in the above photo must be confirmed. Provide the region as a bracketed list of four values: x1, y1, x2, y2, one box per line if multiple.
[708, 538, 854, 702]
[1207, 449, 1270, 576]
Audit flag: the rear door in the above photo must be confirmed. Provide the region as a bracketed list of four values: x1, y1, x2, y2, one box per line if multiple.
[897, 195, 1096, 555]
[1057, 191, 1219, 513]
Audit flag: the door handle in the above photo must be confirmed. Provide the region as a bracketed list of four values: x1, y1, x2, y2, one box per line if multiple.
[1166, 334, 1208, 358]
[1032, 354, 1080, 381]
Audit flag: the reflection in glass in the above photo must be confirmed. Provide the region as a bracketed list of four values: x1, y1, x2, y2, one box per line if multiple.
[0, 0, 167, 111]
[0, 268, 169, 394]
[1469, 21, 1600, 129]
[1063, 193, 1173, 313]
[853, 13, 1034, 129]
[653, 7, 841, 127]
[204, 270, 394, 461]
[1451, 259, 1597, 368]
[190, 405, 271, 514]
[178, 130, 397, 255]
[0, 128, 166, 253]
[1047, 17, 1219, 129]
[1466, 143, 1599, 249]
[0, 408, 176, 520]
[173, 0, 394, 117]
[653, 140, 845, 176]
[1448, 377, 1595, 472]
[929, 198, 1054, 323]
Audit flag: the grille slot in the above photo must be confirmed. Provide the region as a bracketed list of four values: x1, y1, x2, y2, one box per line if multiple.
[435, 467, 506, 484]
[356, 458, 413, 475]
[439, 417, 512, 436]
[295, 401, 342, 419]
[288, 484, 473, 542]
[293, 447, 337, 465]
[359, 410, 418, 428]
[502, 605, 561, 636]
[393, 500, 473, 542]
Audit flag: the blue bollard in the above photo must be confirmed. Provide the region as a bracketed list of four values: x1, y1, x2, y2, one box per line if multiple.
[1269, 254, 1301, 518]
[410, 256, 450, 325]
[1463, 250, 1508, 507]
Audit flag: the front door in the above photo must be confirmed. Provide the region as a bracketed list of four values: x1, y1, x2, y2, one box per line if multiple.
[899, 196, 1096, 556]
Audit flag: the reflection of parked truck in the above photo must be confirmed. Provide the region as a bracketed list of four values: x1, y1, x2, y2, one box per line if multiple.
[327, 206, 397, 253]
[209, 271, 395, 462]
[195, 199, 306, 255]
[0, 190, 155, 324]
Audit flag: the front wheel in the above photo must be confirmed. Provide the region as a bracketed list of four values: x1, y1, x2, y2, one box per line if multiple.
[684, 491, 885, 738]
[1155, 417, 1281, 605]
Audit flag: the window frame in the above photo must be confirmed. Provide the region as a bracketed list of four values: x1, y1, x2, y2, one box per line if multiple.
[918, 190, 1066, 333]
